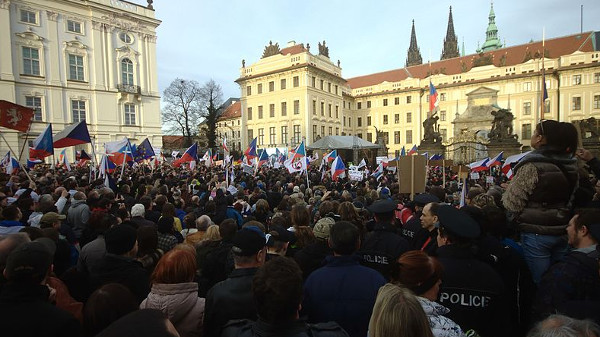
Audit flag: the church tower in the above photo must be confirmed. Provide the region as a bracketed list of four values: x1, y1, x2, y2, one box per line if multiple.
[477, 1, 503, 53]
[441, 6, 460, 60]
[405, 20, 423, 67]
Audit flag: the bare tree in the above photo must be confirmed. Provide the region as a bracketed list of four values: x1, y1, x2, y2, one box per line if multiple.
[199, 79, 223, 149]
[162, 78, 203, 147]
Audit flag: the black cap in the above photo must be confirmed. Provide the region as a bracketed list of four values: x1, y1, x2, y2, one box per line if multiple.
[267, 226, 292, 246]
[105, 224, 137, 255]
[437, 205, 480, 239]
[232, 226, 267, 256]
[5, 241, 53, 282]
[414, 193, 440, 207]
[368, 199, 397, 214]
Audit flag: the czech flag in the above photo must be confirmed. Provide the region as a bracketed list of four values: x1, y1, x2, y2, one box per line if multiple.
[105, 138, 133, 165]
[502, 151, 530, 179]
[400, 146, 406, 156]
[407, 145, 418, 156]
[222, 136, 229, 153]
[291, 140, 306, 161]
[330, 156, 346, 181]
[486, 152, 503, 167]
[27, 158, 42, 168]
[244, 137, 258, 159]
[29, 124, 53, 159]
[323, 149, 337, 163]
[430, 153, 443, 160]
[53, 120, 91, 148]
[59, 149, 71, 171]
[174, 143, 198, 167]
[468, 158, 490, 172]
[202, 149, 212, 167]
[429, 81, 439, 112]
[257, 149, 269, 167]
[371, 162, 384, 180]
[98, 154, 116, 177]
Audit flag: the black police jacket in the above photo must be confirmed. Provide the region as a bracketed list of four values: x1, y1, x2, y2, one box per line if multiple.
[221, 318, 349, 337]
[436, 244, 511, 337]
[359, 222, 409, 279]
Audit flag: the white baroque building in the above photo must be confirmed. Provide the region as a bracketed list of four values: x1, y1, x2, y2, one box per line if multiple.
[0, 0, 162, 162]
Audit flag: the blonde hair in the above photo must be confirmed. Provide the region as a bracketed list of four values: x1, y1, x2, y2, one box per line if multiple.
[203, 225, 221, 241]
[368, 283, 433, 337]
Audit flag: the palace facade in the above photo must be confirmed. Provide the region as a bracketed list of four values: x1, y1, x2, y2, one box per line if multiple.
[0, 0, 162, 161]
[231, 5, 600, 159]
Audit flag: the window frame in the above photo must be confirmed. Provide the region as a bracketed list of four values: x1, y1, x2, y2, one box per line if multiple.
[68, 54, 85, 81]
[20, 9, 38, 25]
[124, 103, 136, 126]
[66, 20, 83, 34]
[121, 58, 134, 85]
[25, 96, 43, 121]
[22, 46, 41, 76]
[71, 100, 86, 123]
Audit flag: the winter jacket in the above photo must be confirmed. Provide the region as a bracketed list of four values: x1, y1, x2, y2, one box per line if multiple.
[502, 148, 578, 235]
[67, 199, 91, 239]
[140, 282, 205, 337]
[437, 244, 511, 337]
[89, 253, 150, 304]
[204, 267, 258, 337]
[302, 255, 386, 337]
[359, 222, 410, 279]
[418, 297, 465, 337]
[221, 318, 349, 337]
[294, 240, 333, 280]
[533, 248, 600, 323]
[0, 283, 81, 337]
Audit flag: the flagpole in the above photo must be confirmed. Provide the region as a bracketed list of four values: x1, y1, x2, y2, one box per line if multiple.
[0, 133, 33, 182]
[17, 121, 33, 163]
[442, 159, 446, 188]
[540, 27, 546, 122]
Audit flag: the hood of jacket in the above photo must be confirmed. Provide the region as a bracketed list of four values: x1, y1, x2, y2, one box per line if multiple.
[70, 199, 88, 209]
[141, 282, 201, 324]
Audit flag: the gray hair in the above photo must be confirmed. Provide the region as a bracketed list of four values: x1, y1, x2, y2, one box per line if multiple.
[527, 314, 600, 337]
[0, 233, 32, 266]
[196, 215, 213, 231]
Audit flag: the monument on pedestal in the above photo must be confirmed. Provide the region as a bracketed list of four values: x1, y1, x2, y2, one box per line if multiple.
[574, 117, 600, 157]
[419, 111, 446, 157]
[486, 106, 522, 158]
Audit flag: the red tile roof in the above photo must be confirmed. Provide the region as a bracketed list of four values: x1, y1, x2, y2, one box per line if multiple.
[218, 101, 241, 121]
[162, 135, 185, 148]
[280, 44, 307, 56]
[347, 32, 596, 89]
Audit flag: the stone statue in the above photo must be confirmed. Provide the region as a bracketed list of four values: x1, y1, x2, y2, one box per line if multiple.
[306, 43, 310, 52]
[578, 117, 599, 139]
[261, 41, 281, 58]
[242, 59, 245, 68]
[422, 112, 442, 143]
[318, 40, 329, 57]
[489, 108, 517, 141]
[337, 60, 341, 67]
[147, 0, 153, 9]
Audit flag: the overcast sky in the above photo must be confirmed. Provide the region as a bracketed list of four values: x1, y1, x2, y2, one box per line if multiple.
[146, 0, 600, 100]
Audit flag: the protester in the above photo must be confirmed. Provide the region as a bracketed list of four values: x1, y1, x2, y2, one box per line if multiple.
[303, 221, 386, 337]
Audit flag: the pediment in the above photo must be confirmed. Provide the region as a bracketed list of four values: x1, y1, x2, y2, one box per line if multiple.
[466, 86, 498, 97]
[15, 31, 44, 43]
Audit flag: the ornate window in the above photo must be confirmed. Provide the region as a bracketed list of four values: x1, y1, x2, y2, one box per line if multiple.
[67, 20, 82, 34]
[281, 126, 288, 144]
[258, 128, 264, 146]
[394, 131, 400, 144]
[25, 96, 42, 121]
[72, 100, 86, 122]
[269, 127, 276, 145]
[119, 32, 133, 44]
[522, 124, 532, 139]
[572, 75, 582, 85]
[594, 95, 600, 109]
[68, 54, 84, 81]
[121, 58, 134, 85]
[572, 97, 581, 111]
[22, 47, 40, 76]
[124, 103, 136, 125]
[523, 102, 531, 115]
[20, 9, 37, 24]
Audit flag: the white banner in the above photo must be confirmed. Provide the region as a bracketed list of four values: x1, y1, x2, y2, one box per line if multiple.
[348, 170, 363, 181]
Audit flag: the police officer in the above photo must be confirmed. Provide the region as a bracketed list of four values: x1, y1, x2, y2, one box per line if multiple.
[400, 193, 439, 246]
[360, 199, 410, 279]
[435, 205, 510, 337]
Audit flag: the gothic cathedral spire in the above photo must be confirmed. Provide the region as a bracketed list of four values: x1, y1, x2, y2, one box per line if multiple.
[441, 6, 459, 60]
[405, 20, 423, 67]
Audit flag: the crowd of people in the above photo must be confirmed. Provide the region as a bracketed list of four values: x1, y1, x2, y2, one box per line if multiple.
[0, 119, 600, 337]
